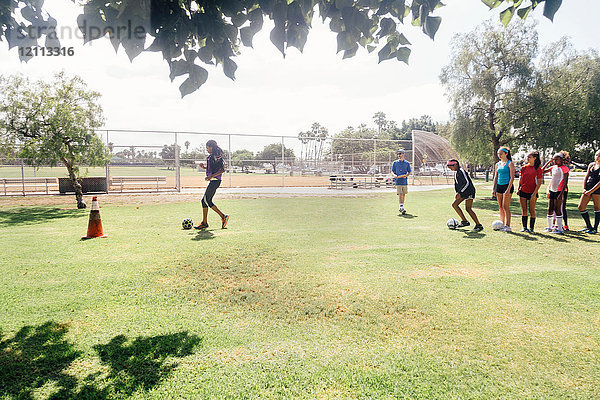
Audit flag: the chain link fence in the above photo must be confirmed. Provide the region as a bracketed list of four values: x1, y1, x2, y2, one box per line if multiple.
[1, 129, 457, 195]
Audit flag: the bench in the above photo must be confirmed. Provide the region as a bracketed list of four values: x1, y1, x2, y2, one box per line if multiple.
[110, 176, 167, 192]
[329, 175, 387, 189]
[1, 177, 58, 195]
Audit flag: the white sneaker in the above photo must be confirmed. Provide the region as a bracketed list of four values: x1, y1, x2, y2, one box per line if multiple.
[502, 226, 512, 232]
[550, 229, 564, 235]
[543, 227, 553, 232]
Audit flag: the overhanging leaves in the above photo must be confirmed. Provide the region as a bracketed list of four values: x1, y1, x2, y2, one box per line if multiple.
[0, 0, 565, 96]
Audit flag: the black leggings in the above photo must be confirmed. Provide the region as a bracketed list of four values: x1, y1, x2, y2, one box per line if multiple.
[202, 180, 221, 208]
[561, 189, 568, 225]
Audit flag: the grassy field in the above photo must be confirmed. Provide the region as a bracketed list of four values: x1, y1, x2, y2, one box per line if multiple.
[1, 189, 599, 399]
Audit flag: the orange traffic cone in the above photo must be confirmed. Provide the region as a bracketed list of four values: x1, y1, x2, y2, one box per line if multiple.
[82, 196, 107, 239]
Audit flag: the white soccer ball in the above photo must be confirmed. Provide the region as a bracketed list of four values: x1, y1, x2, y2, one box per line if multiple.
[182, 218, 194, 230]
[446, 218, 459, 229]
[491, 220, 505, 231]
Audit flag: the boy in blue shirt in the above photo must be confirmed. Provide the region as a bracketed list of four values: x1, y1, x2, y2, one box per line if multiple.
[391, 149, 411, 214]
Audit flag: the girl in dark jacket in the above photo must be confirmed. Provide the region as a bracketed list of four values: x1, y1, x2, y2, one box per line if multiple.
[447, 159, 483, 232]
[195, 140, 229, 229]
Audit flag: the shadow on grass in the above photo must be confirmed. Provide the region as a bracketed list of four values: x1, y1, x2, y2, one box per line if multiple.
[0, 321, 202, 399]
[191, 230, 215, 240]
[397, 213, 418, 219]
[459, 230, 486, 239]
[0, 207, 83, 227]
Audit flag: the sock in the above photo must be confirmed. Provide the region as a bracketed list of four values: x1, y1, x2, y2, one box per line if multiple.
[399, 203, 404, 209]
[529, 217, 536, 231]
[522, 216, 528, 228]
[595, 211, 600, 230]
[581, 211, 592, 230]
[563, 209, 568, 226]
[547, 215, 554, 229]
[556, 216, 564, 231]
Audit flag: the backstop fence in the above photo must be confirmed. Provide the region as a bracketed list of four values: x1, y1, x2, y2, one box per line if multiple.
[0, 129, 457, 195]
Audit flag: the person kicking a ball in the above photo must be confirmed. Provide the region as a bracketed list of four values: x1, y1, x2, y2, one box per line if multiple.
[447, 159, 483, 232]
[391, 149, 411, 215]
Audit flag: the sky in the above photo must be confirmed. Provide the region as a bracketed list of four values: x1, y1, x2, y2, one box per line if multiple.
[1, 0, 600, 153]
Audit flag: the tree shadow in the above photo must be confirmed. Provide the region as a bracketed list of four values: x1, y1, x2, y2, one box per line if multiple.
[0, 207, 83, 227]
[0, 321, 81, 400]
[0, 322, 202, 400]
[191, 230, 216, 240]
[93, 332, 202, 396]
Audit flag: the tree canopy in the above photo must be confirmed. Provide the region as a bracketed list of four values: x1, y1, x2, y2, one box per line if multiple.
[440, 18, 538, 164]
[1, 0, 563, 96]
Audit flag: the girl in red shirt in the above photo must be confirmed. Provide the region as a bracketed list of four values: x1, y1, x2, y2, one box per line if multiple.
[517, 151, 543, 232]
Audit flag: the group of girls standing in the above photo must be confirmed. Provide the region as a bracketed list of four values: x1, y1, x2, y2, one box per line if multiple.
[492, 147, 600, 234]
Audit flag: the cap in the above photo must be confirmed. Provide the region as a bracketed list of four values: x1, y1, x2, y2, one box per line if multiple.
[446, 160, 458, 167]
[397, 149, 405, 154]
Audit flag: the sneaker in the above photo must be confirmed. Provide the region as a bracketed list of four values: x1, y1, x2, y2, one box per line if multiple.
[520, 227, 530, 233]
[543, 227, 553, 232]
[194, 222, 209, 230]
[501, 226, 512, 232]
[563, 225, 569, 231]
[586, 228, 597, 234]
[473, 224, 483, 232]
[457, 220, 470, 228]
[550, 229, 564, 235]
[401, 209, 407, 215]
[580, 227, 592, 232]
[221, 214, 230, 229]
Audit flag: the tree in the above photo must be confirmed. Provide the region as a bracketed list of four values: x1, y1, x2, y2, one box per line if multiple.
[256, 143, 295, 174]
[330, 124, 377, 173]
[0, 72, 109, 208]
[231, 149, 258, 170]
[396, 115, 438, 140]
[1, 1, 562, 96]
[160, 144, 179, 169]
[440, 19, 538, 163]
[522, 42, 600, 163]
[372, 112, 389, 136]
[298, 123, 328, 169]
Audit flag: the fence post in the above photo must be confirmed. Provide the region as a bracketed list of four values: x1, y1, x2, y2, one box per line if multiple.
[373, 138, 377, 173]
[105, 130, 110, 193]
[281, 136, 285, 187]
[228, 134, 232, 188]
[175, 133, 180, 192]
[411, 131, 415, 185]
[20, 159, 25, 196]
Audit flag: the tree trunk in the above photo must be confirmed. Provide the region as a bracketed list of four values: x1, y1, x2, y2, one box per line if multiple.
[492, 134, 501, 163]
[271, 162, 277, 174]
[64, 161, 86, 209]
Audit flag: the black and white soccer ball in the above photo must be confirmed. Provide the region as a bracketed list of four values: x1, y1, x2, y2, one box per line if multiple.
[446, 218, 459, 229]
[182, 218, 194, 230]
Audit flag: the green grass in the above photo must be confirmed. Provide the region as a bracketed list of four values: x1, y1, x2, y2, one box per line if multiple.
[1, 189, 599, 399]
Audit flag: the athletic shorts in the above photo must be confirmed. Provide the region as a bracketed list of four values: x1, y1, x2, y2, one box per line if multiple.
[518, 190, 538, 200]
[459, 189, 476, 200]
[585, 183, 600, 195]
[396, 185, 408, 195]
[496, 184, 514, 194]
[548, 190, 561, 200]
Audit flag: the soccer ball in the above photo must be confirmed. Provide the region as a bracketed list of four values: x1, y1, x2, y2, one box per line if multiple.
[492, 220, 504, 231]
[446, 218, 459, 229]
[182, 218, 193, 230]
